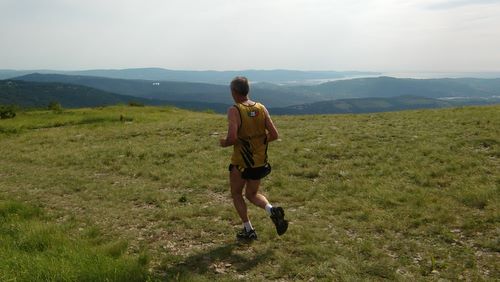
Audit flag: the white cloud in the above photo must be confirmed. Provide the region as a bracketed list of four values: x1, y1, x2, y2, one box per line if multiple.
[0, 0, 499, 71]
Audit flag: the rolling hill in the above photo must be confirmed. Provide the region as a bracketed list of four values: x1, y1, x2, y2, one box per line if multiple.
[16, 73, 500, 102]
[0, 80, 233, 112]
[270, 96, 453, 115]
[13, 73, 321, 107]
[11, 73, 500, 113]
[4, 79, 485, 115]
[0, 80, 160, 108]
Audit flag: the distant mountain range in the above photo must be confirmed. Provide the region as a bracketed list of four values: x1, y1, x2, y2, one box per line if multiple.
[0, 68, 379, 84]
[1, 71, 499, 114]
[12, 73, 327, 107]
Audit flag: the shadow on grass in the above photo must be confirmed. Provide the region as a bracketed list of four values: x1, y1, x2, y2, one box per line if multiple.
[162, 242, 273, 280]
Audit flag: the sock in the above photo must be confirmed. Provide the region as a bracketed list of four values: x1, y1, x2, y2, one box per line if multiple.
[243, 221, 253, 232]
[265, 203, 273, 215]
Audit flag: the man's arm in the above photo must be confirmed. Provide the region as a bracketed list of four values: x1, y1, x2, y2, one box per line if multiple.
[219, 106, 240, 147]
[263, 106, 279, 142]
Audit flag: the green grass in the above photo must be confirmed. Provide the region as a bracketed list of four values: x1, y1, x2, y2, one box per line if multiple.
[0, 105, 498, 281]
[0, 199, 149, 281]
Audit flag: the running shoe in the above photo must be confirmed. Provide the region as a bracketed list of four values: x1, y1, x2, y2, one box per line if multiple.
[270, 207, 288, 235]
[236, 228, 258, 240]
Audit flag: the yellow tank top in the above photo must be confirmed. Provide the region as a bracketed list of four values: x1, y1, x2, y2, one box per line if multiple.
[231, 102, 268, 168]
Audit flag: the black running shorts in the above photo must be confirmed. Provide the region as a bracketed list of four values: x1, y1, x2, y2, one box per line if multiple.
[229, 163, 272, 180]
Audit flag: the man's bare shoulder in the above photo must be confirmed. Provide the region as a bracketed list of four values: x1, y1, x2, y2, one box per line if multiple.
[227, 105, 239, 116]
[258, 103, 271, 117]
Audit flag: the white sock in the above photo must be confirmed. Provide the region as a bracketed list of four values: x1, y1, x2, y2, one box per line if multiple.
[265, 203, 273, 215]
[243, 221, 253, 232]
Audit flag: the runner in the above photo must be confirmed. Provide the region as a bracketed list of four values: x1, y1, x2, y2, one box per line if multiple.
[219, 76, 288, 240]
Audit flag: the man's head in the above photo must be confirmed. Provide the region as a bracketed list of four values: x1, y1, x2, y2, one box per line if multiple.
[230, 76, 249, 96]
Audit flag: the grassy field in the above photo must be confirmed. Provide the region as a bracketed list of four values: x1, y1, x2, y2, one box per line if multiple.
[0, 105, 498, 281]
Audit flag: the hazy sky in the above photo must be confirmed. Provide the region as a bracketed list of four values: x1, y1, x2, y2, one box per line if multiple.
[1, 0, 499, 71]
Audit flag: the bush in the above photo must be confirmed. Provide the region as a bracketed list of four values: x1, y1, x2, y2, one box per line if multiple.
[0, 105, 17, 119]
[128, 101, 144, 107]
[48, 101, 63, 113]
[119, 115, 134, 122]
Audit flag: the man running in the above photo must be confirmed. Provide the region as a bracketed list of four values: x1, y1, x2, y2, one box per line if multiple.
[219, 76, 288, 240]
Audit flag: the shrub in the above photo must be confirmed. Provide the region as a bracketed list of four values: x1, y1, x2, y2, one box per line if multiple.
[119, 115, 134, 122]
[48, 101, 63, 113]
[128, 101, 144, 107]
[0, 105, 17, 119]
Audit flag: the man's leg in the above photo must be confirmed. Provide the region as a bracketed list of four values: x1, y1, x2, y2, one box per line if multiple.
[245, 179, 269, 209]
[230, 167, 258, 240]
[230, 167, 249, 223]
[246, 179, 289, 236]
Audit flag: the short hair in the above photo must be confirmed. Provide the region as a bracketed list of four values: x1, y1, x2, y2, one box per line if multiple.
[230, 76, 249, 96]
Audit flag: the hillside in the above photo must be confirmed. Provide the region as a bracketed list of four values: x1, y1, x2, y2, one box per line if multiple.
[13, 73, 229, 102]
[0, 79, 234, 112]
[0, 105, 498, 281]
[270, 96, 452, 115]
[0, 80, 164, 108]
